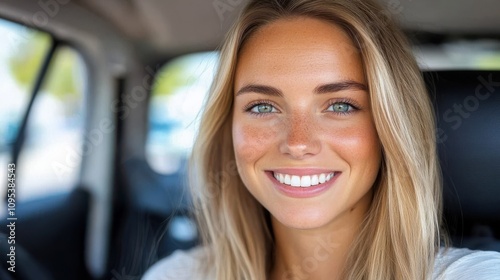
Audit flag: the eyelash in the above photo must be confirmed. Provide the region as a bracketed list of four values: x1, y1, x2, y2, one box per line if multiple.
[325, 98, 360, 115]
[243, 100, 279, 116]
[243, 98, 361, 116]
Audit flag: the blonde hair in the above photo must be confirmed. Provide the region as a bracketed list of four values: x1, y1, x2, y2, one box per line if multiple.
[189, 0, 443, 279]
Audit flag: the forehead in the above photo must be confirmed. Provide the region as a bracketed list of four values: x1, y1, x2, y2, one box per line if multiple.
[236, 16, 364, 84]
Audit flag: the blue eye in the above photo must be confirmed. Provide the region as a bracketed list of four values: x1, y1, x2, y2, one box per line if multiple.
[327, 102, 353, 113]
[249, 103, 277, 114]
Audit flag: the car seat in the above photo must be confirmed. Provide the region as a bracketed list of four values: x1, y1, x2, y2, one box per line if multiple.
[424, 70, 500, 252]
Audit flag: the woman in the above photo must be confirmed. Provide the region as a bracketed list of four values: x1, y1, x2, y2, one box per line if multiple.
[143, 0, 500, 279]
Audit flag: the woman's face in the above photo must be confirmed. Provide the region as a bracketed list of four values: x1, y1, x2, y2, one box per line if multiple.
[232, 17, 382, 230]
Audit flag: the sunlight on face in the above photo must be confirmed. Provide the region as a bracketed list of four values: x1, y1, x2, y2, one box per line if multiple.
[232, 17, 382, 230]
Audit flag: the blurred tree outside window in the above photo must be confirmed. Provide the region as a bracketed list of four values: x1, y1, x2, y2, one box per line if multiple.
[0, 18, 86, 216]
[0, 20, 50, 151]
[146, 52, 218, 175]
[414, 39, 500, 70]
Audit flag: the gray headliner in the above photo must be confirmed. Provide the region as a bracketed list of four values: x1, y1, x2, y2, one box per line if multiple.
[2, 0, 500, 60]
[81, 0, 500, 55]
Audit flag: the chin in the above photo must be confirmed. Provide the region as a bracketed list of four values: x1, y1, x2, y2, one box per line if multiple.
[271, 205, 336, 230]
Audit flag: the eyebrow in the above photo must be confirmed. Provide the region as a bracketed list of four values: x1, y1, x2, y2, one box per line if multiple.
[235, 80, 368, 97]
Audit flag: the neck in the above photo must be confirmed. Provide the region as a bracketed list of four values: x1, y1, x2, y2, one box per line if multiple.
[269, 195, 371, 280]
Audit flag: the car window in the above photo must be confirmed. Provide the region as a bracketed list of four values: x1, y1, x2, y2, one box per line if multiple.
[0, 18, 87, 215]
[146, 52, 218, 175]
[16, 46, 87, 201]
[0, 19, 51, 151]
[414, 39, 500, 70]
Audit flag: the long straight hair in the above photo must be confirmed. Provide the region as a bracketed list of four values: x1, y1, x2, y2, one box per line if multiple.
[189, 0, 443, 279]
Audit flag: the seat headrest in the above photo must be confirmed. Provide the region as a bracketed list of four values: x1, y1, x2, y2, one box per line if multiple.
[423, 71, 500, 226]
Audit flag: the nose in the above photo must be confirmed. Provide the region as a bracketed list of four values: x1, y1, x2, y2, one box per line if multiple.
[279, 113, 321, 159]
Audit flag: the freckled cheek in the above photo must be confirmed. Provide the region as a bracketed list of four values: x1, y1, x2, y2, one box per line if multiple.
[232, 121, 280, 165]
[323, 120, 381, 165]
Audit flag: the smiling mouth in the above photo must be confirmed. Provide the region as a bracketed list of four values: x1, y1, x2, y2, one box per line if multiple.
[272, 171, 336, 188]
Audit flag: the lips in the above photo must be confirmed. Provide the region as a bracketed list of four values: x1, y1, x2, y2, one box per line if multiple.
[273, 172, 335, 187]
[266, 169, 339, 198]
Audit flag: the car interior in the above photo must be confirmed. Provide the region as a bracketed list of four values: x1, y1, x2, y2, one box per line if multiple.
[0, 0, 498, 279]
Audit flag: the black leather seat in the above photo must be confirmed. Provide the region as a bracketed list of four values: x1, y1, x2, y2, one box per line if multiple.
[424, 70, 500, 251]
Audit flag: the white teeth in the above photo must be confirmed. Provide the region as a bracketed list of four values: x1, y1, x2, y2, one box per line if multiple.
[273, 172, 335, 188]
[319, 174, 326, 184]
[285, 174, 291, 185]
[291, 176, 301, 187]
[311, 175, 319, 186]
[300, 176, 311, 187]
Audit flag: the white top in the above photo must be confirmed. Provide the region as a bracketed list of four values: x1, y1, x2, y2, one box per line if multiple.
[142, 247, 500, 279]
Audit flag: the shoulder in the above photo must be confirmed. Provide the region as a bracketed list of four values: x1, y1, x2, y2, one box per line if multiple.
[142, 246, 209, 280]
[433, 247, 500, 280]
